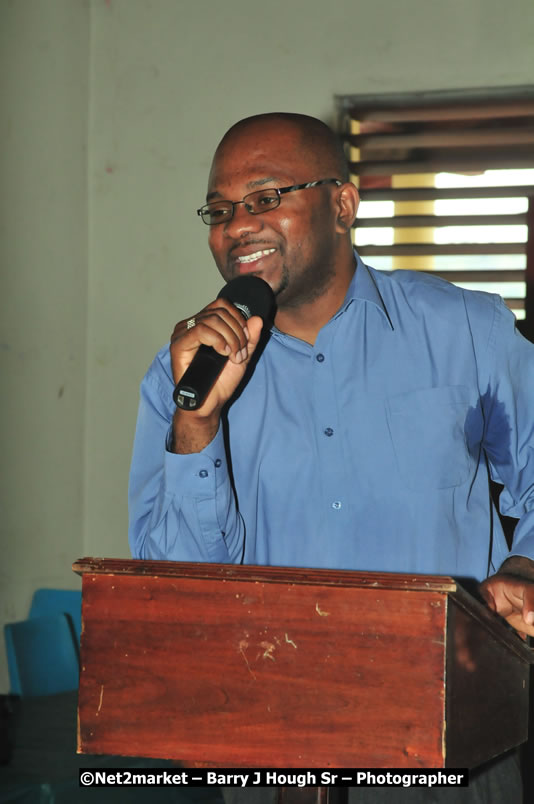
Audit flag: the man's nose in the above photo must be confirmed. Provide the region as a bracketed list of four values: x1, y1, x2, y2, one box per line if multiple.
[223, 203, 263, 238]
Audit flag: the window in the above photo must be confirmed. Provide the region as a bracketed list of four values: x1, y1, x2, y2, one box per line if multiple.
[336, 87, 534, 339]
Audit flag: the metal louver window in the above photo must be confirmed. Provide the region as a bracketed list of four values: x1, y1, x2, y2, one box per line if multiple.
[337, 88, 534, 340]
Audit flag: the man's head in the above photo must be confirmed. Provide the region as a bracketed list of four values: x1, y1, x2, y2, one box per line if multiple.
[204, 113, 359, 312]
[214, 113, 351, 184]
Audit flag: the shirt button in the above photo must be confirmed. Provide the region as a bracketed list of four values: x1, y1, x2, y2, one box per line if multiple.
[215, 459, 222, 468]
[324, 427, 334, 437]
[199, 469, 209, 478]
[316, 353, 325, 362]
[332, 501, 342, 510]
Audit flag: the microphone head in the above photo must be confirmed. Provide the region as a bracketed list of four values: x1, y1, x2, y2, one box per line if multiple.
[217, 275, 275, 322]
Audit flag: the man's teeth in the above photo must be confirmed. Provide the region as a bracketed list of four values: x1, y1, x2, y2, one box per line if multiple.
[237, 248, 276, 264]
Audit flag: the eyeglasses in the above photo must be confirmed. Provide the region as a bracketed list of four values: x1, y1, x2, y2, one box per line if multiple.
[197, 178, 342, 225]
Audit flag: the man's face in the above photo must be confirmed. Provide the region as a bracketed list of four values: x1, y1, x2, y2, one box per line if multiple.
[206, 124, 341, 310]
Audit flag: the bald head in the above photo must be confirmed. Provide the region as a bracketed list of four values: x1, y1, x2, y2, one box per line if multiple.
[214, 113, 350, 184]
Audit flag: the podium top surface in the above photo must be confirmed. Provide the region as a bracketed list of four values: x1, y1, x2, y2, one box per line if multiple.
[73, 556, 457, 591]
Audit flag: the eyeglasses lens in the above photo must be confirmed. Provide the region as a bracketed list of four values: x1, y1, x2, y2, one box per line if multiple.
[201, 189, 281, 225]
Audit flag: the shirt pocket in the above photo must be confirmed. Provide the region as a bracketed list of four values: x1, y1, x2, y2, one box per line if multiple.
[387, 386, 472, 490]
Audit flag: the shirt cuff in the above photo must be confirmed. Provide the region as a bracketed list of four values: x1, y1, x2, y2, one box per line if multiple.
[163, 424, 227, 499]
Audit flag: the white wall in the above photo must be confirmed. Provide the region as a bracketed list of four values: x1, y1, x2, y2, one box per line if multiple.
[1, 0, 533, 691]
[0, 0, 89, 691]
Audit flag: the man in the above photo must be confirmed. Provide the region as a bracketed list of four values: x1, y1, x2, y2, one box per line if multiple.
[129, 113, 534, 802]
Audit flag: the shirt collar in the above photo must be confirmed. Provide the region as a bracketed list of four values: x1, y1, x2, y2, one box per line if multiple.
[270, 249, 394, 340]
[336, 250, 394, 330]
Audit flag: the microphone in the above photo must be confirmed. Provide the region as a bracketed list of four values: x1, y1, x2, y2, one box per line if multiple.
[173, 275, 275, 410]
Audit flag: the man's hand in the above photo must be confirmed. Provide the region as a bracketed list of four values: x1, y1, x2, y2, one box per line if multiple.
[169, 298, 264, 454]
[479, 555, 534, 637]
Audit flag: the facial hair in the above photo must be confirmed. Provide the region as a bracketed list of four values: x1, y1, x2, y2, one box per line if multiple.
[274, 250, 337, 310]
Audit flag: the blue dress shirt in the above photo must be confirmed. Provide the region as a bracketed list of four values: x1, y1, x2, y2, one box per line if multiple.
[129, 254, 534, 583]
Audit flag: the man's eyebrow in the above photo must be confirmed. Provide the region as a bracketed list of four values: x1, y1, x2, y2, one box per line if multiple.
[206, 176, 287, 203]
[206, 189, 222, 202]
[248, 176, 282, 188]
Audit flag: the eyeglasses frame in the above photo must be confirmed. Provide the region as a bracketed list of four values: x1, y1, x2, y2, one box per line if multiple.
[196, 178, 343, 225]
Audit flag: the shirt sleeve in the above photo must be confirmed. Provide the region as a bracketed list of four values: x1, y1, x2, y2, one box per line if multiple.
[474, 294, 534, 564]
[128, 353, 245, 564]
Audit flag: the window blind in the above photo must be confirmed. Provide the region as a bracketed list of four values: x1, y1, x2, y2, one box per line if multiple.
[337, 88, 534, 339]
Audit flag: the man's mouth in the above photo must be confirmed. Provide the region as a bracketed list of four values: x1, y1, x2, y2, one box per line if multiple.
[235, 248, 276, 264]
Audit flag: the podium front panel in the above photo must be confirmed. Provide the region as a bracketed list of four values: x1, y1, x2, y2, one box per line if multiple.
[74, 559, 532, 768]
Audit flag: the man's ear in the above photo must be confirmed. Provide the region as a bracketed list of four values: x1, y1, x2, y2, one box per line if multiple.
[335, 182, 359, 234]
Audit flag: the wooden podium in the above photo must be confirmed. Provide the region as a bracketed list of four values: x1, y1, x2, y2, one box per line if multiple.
[73, 558, 533, 770]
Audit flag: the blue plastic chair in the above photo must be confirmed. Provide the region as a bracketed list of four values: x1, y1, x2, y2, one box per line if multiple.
[4, 588, 82, 695]
[4, 613, 80, 697]
[29, 588, 82, 645]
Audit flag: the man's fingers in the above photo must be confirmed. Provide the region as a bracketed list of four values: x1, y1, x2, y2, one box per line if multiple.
[481, 576, 523, 612]
[168, 303, 268, 417]
[244, 315, 264, 350]
[480, 574, 534, 635]
[171, 302, 250, 362]
[522, 584, 534, 625]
